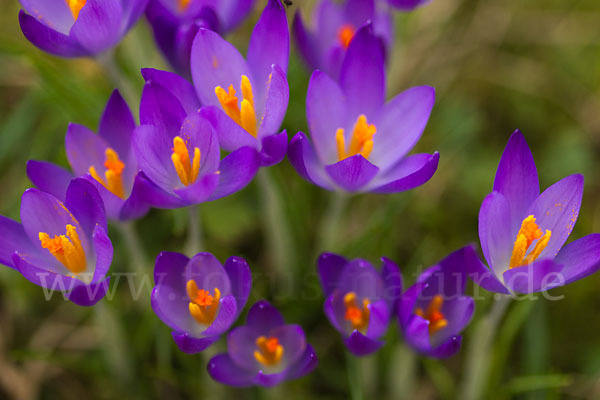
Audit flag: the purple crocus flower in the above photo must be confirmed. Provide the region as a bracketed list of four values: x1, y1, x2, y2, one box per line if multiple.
[293, 0, 393, 80]
[387, 0, 432, 11]
[398, 246, 476, 358]
[18, 0, 148, 57]
[146, 0, 256, 76]
[317, 253, 402, 356]
[469, 130, 600, 294]
[207, 300, 318, 387]
[190, 0, 290, 167]
[288, 23, 439, 193]
[151, 251, 251, 353]
[27, 90, 149, 222]
[134, 77, 261, 208]
[0, 178, 113, 306]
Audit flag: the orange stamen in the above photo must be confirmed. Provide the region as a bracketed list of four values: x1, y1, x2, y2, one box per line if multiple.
[186, 280, 220, 326]
[39, 224, 86, 274]
[508, 215, 552, 269]
[337, 24, 355, 49]
[415, 295, 448, 335]
[89, 148, 126, 199]
[66, 0, 86, 20]
[215, 75, 258, 137]
[336, 115, 377, 161]
[254, 336, 284, 366]
[343, 292, 370, 332]
[171, 136, 201, 186]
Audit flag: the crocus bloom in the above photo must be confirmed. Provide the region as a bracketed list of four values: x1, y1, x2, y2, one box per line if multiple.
[397, 246, 475, 358]
[0, 178, 113, 306]
[317, 252, 402, 356]
[27, 90, 149, 221]
[289, 24, 439, 193]
[208, 300, 318, 387]
[146, 0, 256, 76]
[19, 0, 148, 57]
[293, 0, 393, 80]
[135, 78, 260, 208]
[151, 252, 251, 353]
[469, 130, 600, 294]
[190, 0, 290, 167]
[387, 0, 431, 11]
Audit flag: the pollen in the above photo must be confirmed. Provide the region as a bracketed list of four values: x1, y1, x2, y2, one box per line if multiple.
[39, 224, 86, 274]
[89, 148, 126, 199]
[215, 75, 257, 138]
[336, 115, 377, 161]
[186, 280, 220, 326]
[254, 336, 284, 367]
[177, 0, 191, 11]
[171, 136, 201, 186]
[343, 292, 370, 332]
[415, 295, 448, 335]
[337, 24, 355, 49]
[66, 0, 86, 20]
[508, 215, 552, 269]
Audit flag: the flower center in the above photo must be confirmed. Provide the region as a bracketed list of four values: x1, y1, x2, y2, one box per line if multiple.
[171, 136, 201, 186]
[66, 0, 86, 20]
[415, 294, 448, 335]
[177, 0, 192, 12]
[89, 148, 126, 198]
[337, 24, 355, 49]
[186, 280, 220, 326]
[508, 215, 552, 269]
[343, 292, 370, 332]
[335, 115, 377, 161]
[215, 75, 258, 138]
[39, 224, 86, 274]
[254, 336, 284, 367]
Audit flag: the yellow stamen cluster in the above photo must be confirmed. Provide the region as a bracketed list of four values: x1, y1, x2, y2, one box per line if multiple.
[415, 294, 448, 335]
[186, 280, 220, 326]
[343, 292, 370, 332]
[215, 75, 258, 138]
[39, 224, 86, 274]
[66, 0, 86, 20]
[508, 215, 552, 269]
[337, 24, 355, 49]
[177, 0, 192, 12]
[171, 136, 201, 186]
[336, 115, 377, 161]
[89, 148, 126, 199]
[254, 336, 284, 367]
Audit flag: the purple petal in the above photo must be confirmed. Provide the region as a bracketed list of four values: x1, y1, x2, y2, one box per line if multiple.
[207, 353, 257, 387]
[173, 332, 219, 354]
[215, 0, 255, 33]
[316, 0, 345, 53]
[199, 295, 238, 337]
[397, 282, 426, 328]
[338, 259, 385, 300]
[466, 254, 510, 294]
[284, 344, 318, 381]
[433, 296, 474, 346]
[260, 131, 288, 167]
[199, 106, 257, 152]
[224, 256, 252, 316]
[90, 224, 113, 282]
[344, 0, 375, 27]
[121, 0, 149, 31]
[12, 252, 79, 291]
[370, 86, 436, 170]
[370, 152, 439, 193]
[18, 11, 86, 57]
[70, 0, 123, 54]
[287, 132, 334, 190]
[502, 259, 564, 294]
[173, 173, 220, 204]
[26, 160, 74, 201]
[0, 216, 36, 269]
[247, 0, 289, 93]
[246, 300, 285, 331]
[292, 12, 320, 71]
[185, 253, 231, 296]
[554, 234, 600, 285]
[64, 178, 108, 235]
[132, 171, 187, 209]
[254, 370, 287, 387]
[478, 191, 513, 276]
[429, 336, 462, 359]
[117, 172, 152, 220]
[67, 276, 110, 306]
[208, 146, 260, 201]
[257, 65, 289, 138]
[344, 330, 384, 356]
[381, 257, 403, 306]
[98, 90, 136, 166]
[132, 125, 179, 192]
[20, 0, 74, 35]
[527, 174, 583, 259]
[365, 299, 390, 339]
[339, 24, 385, 118]
[191, 28, 250, 106]
[418, 246, 475, 299]
[325, 155, 379, 192]
[306, 70, 347, 164]
[140, 81, 187, 135]
[318, 252, 348, 296]
[65, 123, 109, 178]
[228, 325, 262, 370]
[141, 68, 200, 115]
[324, 293, 346, 334]
[273, 324, 307, 368]
[493, 130, 540, 232]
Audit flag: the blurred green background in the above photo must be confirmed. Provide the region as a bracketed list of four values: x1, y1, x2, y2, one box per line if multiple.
[1, 0, 600, 398]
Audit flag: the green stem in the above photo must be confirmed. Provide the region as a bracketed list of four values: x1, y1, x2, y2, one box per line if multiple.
[389, 343, 417, 400]
[346, 352, 364, 400]
[316, 191, 349, 253]
[459, 295, 512, 400]
[257, 168, 294, 278]
[116, 221, 148, 277]
[185, 204, 203, 255]
[96, 49, 137, 108]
